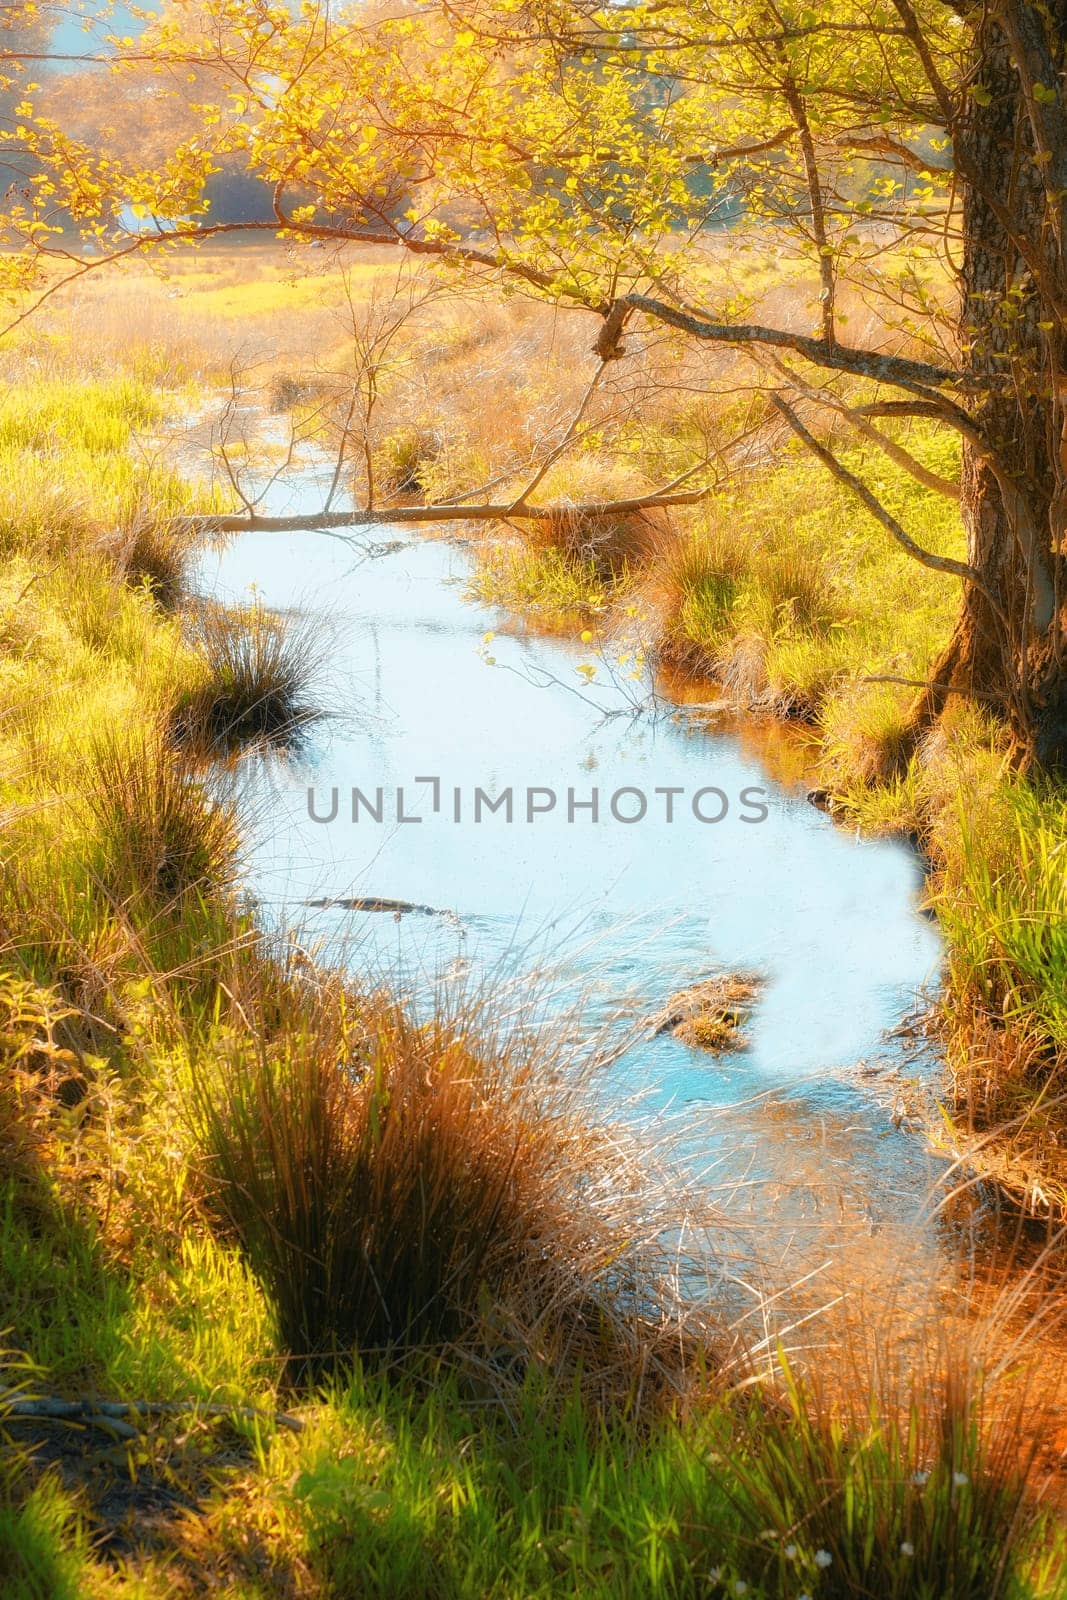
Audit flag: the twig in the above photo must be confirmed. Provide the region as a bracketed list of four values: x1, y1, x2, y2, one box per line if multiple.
[863, 674, 1003, 704]
[8, 564, 60, 609]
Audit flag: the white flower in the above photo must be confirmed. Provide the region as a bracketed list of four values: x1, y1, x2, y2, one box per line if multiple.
[912, 1469, 930, 1486]
[734, 1584, 748, 1597]
[707, 1569, 722, 1583]
[814, 1549, 833, 1569]
[900, 1541, 915, 1557]
[784, 1543, 798, 1559]
[953, 1471, 969, 1488]
[797, 1593, 813, 1600]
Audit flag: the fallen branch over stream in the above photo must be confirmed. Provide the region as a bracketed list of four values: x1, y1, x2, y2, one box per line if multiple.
[0, 1389, 305, 1438]
[180, 485, 711, 537]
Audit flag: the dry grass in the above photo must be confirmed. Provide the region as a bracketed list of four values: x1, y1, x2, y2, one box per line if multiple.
[185, 964, 715, 1399]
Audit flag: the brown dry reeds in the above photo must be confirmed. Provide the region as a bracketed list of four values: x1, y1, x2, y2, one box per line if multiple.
[184, 967, 717, 1397]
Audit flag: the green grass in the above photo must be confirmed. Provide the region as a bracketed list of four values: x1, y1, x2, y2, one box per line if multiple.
[654, 422, 959, 724]
[0, 1468, 92, 1600]
[0, 379, 201, 565]
[935, 781, 1067, 1050]
[135, 1358, 1059, 1600]
[470, 543, 620, 624]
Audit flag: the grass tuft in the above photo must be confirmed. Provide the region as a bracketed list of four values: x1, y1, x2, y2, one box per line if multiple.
[81, 723, 238, 908]
[175, 601, 326, 753]
[720, 1352, 1047, 1600]
[185, 974, 705, 1395]
[110, 517, 192, 609]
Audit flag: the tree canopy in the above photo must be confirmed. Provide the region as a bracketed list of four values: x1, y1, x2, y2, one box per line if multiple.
[6, 1, 1067, 763]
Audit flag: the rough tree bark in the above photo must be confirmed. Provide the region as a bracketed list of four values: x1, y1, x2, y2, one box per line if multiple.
[914, 2, 1067, 768]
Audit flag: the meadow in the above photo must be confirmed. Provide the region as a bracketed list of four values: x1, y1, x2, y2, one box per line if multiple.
[1, 241, 1067, 1595]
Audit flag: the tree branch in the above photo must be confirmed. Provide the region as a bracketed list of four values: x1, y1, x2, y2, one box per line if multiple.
[767, 392, 1002, 609]
[617, 294, 959, 395]
[863, 673, 1003, 704]
[756, 355, 960, 498]
[837, 134, 943, 175]
[1, 1389, 304, 1435]
[183, 484, 709, 537]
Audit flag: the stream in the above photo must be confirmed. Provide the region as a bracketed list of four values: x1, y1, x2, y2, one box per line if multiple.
[194, 448, 1065, 1387]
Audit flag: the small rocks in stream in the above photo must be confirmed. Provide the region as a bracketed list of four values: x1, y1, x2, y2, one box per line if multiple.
[647, 973, 764, 1054]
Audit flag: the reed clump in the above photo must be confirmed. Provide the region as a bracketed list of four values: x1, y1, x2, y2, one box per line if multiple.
[81, 723, 239, 909]
[175, 601, 326, 754]
[185, 972, 707, 1397]
[110, 516, 192, 609]
[712, 1349, 1050, 1600]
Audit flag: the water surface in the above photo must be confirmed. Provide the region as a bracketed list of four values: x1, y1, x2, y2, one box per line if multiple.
[196, 465, 974, 1336]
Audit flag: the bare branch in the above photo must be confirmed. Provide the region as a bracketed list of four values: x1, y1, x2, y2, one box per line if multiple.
[1, 1388, 304, 1435]
[182, 485, 710, 537]
[757, 355, 960, 498]
[506, 359, 610, 510]
[863, 673, 1003, 703]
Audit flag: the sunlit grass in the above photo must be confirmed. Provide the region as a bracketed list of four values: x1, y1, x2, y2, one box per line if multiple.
[471, 542, 619, 624]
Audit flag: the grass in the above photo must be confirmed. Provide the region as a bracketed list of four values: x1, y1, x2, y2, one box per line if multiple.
[81, 722, 239, 909]
[184, 968, 714, 1397]
[76, 1352, 1057, 1600]
[715, 1358, 1048, 1600]
[649, 428, 956, 723]
[471, 543, 618, 624]
[175, 600, 327, 754]
[375, 421, 443, 495]
[1, 242, 1066, 1590]
[112, 518, 192, 609]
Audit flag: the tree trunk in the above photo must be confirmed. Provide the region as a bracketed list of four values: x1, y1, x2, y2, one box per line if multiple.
[911, 3, 1067, 769]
